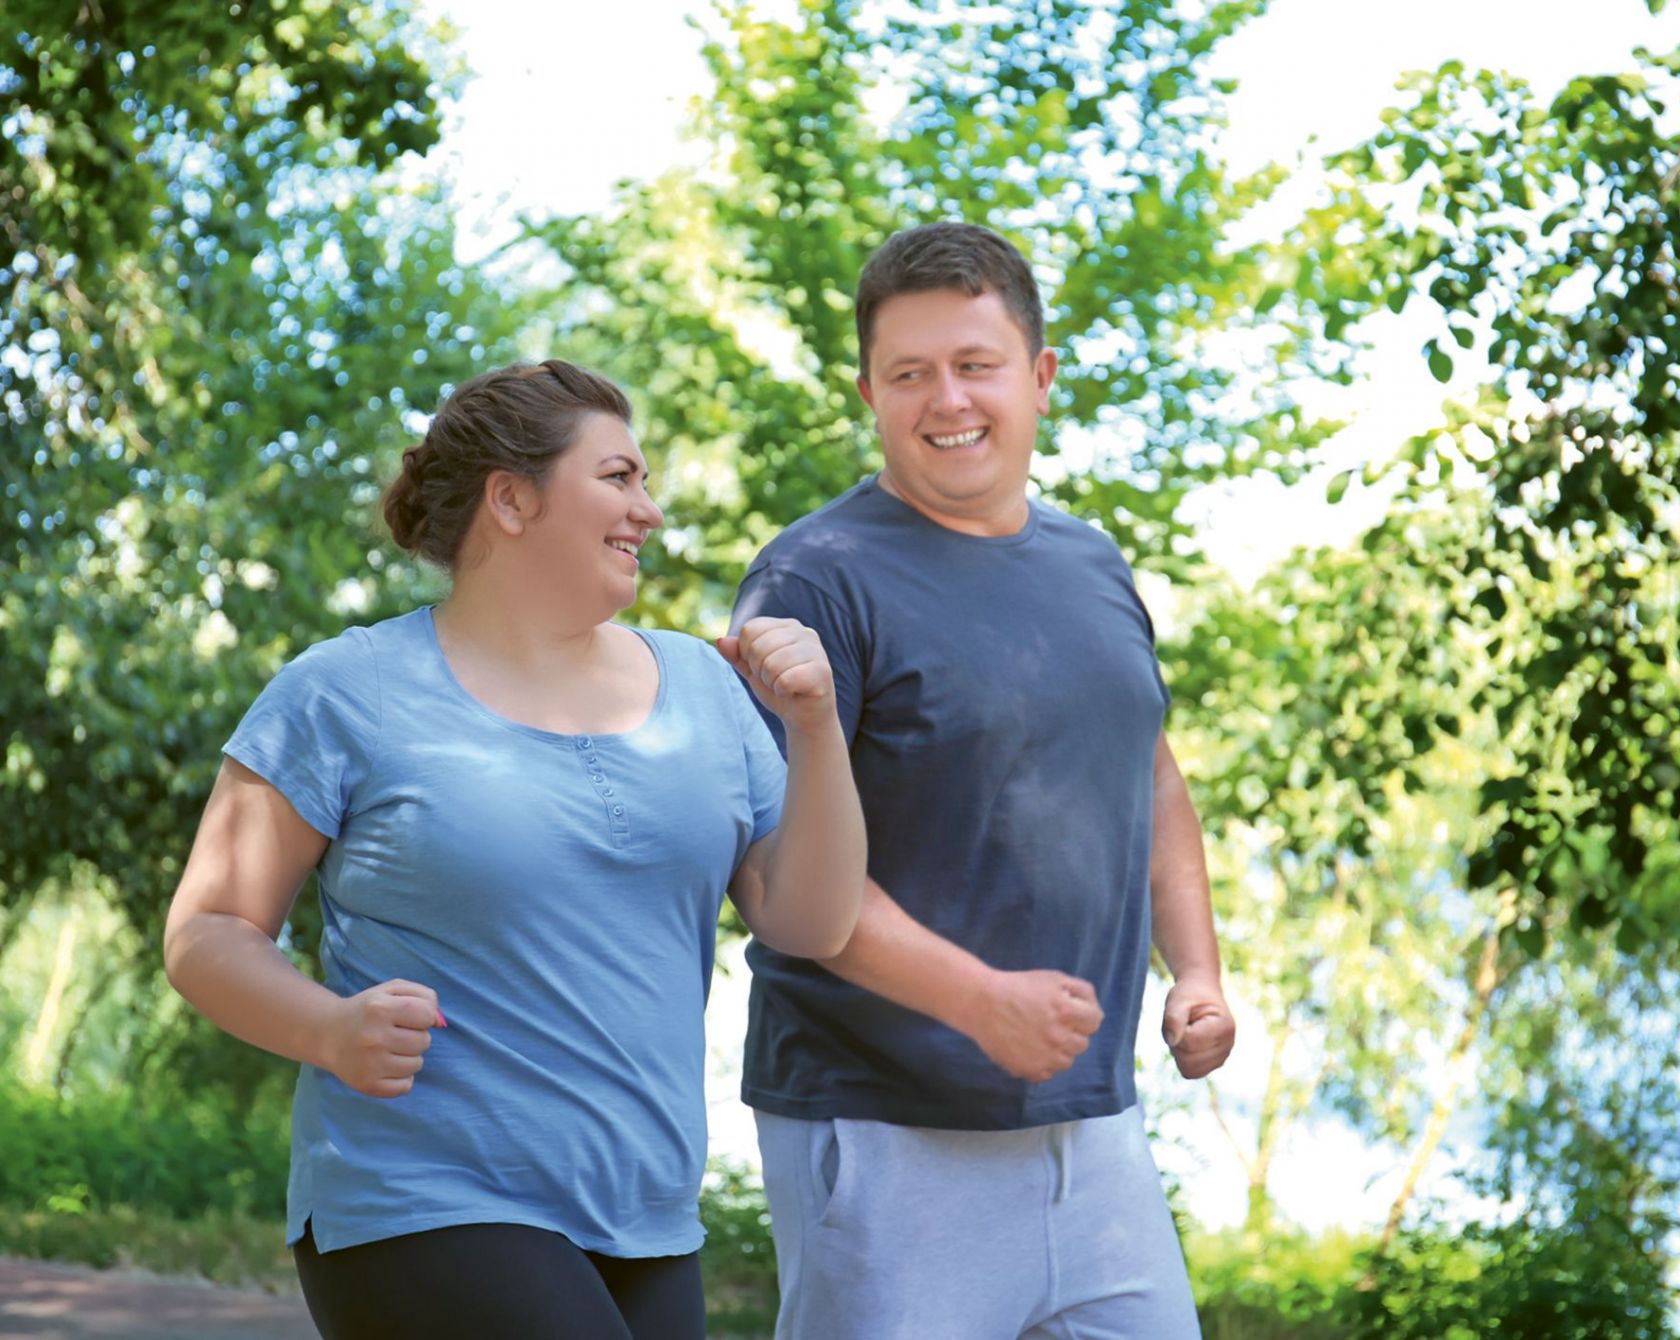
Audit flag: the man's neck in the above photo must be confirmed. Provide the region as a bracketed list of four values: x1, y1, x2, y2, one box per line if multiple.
[876, 470, 1030, 538]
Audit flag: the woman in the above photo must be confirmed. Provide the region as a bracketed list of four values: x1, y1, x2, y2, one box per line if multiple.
[163, 360, 865, 1338]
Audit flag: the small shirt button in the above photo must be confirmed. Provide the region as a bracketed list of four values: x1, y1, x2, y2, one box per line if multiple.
[587, 755, 599, 765]
[602, 788, 614, 796]
[612, 806, 625, 816]
[579, 737, 593, 748]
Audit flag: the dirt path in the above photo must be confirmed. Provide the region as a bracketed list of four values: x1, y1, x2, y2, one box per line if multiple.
[0, 1257, 314, 1339]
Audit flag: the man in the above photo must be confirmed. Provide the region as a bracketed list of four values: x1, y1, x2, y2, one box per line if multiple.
[730, 221, 1235, 1339]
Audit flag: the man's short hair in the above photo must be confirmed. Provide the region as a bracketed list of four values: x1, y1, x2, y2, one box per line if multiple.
[854, 222, 1046, 378]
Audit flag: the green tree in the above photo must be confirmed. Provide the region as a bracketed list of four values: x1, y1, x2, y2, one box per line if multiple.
[1159, 15, 1680, 1264]
[1165, 508, 1527, 1244]
[1345, 939, 1679, 1339]
[1, 2, 526, 972]
[1324, 23, 1680, 942]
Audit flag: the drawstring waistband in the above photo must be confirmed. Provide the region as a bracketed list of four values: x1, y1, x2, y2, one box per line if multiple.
[1050, 1123, 1073, 1203]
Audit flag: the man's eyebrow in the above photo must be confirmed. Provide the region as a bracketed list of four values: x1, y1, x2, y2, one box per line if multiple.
[879, 354, 925, 372]
[881, 344, 1005, 370]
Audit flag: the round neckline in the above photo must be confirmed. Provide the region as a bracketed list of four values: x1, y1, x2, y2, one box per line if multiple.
[863, 474, 1042, 547]
[422, 606, 668, 744]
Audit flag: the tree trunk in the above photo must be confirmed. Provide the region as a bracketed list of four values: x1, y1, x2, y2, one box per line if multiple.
[22, 908, 80, 1085]
[1375, 901, 1509, 1253]
[1242, 1032, 1290, 1242]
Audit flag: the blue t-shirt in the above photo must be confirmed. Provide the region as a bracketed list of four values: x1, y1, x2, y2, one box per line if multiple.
[731, 479, 1169, 1130]
[224, 608, 785, 1255]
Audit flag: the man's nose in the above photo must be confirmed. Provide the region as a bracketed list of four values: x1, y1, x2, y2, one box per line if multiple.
[929, 367, 972, 414]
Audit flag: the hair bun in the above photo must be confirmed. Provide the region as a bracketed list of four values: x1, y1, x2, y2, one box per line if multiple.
[383, 442, 432, 553]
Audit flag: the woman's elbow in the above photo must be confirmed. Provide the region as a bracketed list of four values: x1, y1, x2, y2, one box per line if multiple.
[758, 904, 860, 961]
[161, 892, 222, 996]
[161, 907, 194, 992]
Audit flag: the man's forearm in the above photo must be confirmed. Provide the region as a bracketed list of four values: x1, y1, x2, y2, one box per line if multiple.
[1150, 736, 1222, 983]
[818, 877, 995, 1035]
[817, 879, 1104, 1082]
[1150, 735, 1236, 1077]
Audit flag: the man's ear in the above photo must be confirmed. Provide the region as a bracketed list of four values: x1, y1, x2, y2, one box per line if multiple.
[482, 470, 536, 537]
[1032, 346, 1058, 416]
[856, 372, 876, 412]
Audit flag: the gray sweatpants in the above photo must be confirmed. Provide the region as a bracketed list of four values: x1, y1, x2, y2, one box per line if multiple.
[755, 1105, 1201, 1340]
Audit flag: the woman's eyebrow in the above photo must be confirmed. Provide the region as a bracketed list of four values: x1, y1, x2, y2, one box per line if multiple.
[600, 452, 647, 479]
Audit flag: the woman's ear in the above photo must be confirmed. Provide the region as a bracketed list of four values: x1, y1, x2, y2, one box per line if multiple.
[482, 470, 536, 537]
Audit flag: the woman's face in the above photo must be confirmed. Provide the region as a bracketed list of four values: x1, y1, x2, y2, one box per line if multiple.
[521, 413, 663, 615]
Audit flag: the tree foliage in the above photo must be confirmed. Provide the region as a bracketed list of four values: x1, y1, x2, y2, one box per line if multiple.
[1158, 16, 1680, 1263]
[1322, 45, 1680, 943]
[1, 2, 526, 944]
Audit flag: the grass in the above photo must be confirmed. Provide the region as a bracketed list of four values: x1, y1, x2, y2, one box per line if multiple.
[0, 1204, 298, 1293]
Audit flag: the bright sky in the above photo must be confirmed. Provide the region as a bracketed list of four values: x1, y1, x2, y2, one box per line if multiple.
[414, 0, 1679, 1233]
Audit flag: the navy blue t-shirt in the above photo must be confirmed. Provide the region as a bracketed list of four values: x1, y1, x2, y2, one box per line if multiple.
[730, 478, 1171, 1130]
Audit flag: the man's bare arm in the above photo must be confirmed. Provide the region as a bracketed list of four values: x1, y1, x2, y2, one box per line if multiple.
[818, 879, 1102, 1084]
[1151, 732, 1235, 1079]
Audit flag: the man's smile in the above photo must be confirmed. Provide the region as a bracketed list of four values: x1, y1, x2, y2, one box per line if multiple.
[925, 427, 987, 449]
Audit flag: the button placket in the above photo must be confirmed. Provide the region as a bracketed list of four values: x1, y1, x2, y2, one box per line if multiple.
[575, 737, 630, 844]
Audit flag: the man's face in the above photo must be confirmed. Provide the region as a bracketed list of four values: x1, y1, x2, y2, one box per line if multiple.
[858, 287, 1056, 536]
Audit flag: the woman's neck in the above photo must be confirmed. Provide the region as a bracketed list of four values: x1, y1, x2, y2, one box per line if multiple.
[433, 576, 610, 680]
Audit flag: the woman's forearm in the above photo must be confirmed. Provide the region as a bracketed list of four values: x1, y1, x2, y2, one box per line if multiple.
[757, 715, 867, 958]
[165, 910, 345, 1070]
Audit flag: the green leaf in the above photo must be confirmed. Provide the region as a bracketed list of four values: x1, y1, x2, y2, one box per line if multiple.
[1326, 468, 1354, 505]
[1512, 919, 1546, 957]
[1425, 339, 1454, 383]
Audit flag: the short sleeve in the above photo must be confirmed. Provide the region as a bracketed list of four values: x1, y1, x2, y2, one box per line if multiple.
[1124, 564, 1173, 714]
[721, 660, 786, 842]
[223, 629, 381, 839]
[730, 563, 865, 755]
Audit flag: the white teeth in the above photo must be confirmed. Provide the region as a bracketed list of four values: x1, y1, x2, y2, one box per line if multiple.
[928, 428, 985, 448]
[607, 540, 638, 554]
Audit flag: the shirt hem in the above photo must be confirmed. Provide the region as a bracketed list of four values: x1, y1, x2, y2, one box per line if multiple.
[288, 1205, 705, 1260]
[742, 1081, 1138, 1132]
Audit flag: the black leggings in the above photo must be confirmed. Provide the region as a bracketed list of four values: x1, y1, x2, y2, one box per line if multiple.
[293, 1220, 705, 1339]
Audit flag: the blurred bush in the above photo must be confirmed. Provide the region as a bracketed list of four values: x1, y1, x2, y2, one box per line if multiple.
[1345, 1212, 1678, 1340]
[1189, 1226, 1358, 1340]
[0, 1085, 288, 1220]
